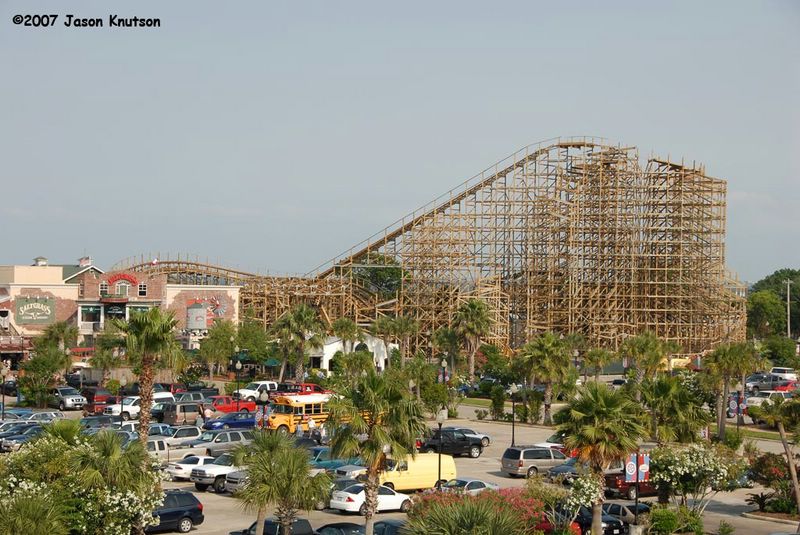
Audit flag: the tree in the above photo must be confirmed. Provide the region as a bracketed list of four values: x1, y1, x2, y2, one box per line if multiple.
[762, 335, 798, 367]
[237, 318, 270, 363]
[583, 348, 614, 382]
[453, 299, 493, 382]
[747, 290, 786, 339]
[640, 375, 710, 444]
[111, 308, 179, 446]
[88, 348, 117, 387]
[43, 321, 79, 354]
[198, 320, 237, 381]
[705, 342, 761, 440]
[393, 316, 419, 367]
[750, 268, 800, 338]
[327, 370, 427, 535]
[432, 327, 461, 374]
[517, 332, 572, 425]
[333, 350, 375, 388]
[0, 493, 68, 535]
[270, 319, 299, 383]
[747, 396, 800, 521]
[555, 382, 647, 535]
[370, 316, 396, 370]
[273, 304, 325, 383]
[331, 317, 363, 355]
[19, 340, 64, 407]
[619, 332, 678, 401]
[232, 431, 331, 535]
[351, 252, 404, 300]
[72, 430, 152, 492]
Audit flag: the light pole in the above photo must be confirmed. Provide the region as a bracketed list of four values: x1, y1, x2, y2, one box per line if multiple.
[258, 390, 269, 429]
[235, 352, 242, 412]
[0, 364, 9, 421]
[440, 358, 447, 384]
[436, 408, 447, 489]
[509, 384, 518, 447]
[786, 279, 793, 338]
[118, 376, 128, 428]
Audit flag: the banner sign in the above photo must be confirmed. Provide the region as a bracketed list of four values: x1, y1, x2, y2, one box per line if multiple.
[15, 297, 56, 324]
[625, 453, 650, 483]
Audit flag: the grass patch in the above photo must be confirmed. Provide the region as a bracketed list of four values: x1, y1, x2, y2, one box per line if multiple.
[461, 398, 492, 408]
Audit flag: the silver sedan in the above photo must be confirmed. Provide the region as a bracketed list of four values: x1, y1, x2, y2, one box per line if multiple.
[441, 478, 499, 496]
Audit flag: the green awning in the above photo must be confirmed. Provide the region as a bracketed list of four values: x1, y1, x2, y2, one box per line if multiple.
[264, 358, 280, 367]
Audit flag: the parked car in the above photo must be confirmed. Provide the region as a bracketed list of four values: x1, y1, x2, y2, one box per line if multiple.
[0, 422, 38, 441]
[145, 489, 204, 534]
[572, 505, 625, 535]
[163, 402, 203, 426]
[48, 386, 87, 411]
[232, 381, 278, 402]
[549, 458, 625, 486]
[224, 468, 249, 494]
[174, 392, 206, 403]
[441, 478, 499, 496]
[317, 522, 405, 535]
[501, 446, 568, 478]
[178, 429, 255, 457]
[190, 453, 241, 492]
[163, 425, 202, 446]
[315, 477, 360, 510]
[23, 411, 63, 423]
[229, 518, 316, 535]
[749, 374, 793, 394]
[308, 446, 360, 472]
[604, 472, 658, 500]
[156, 383, 188, 395]
[204, 411, 256, 430]
[420, 428, 483, 458]
[330, 483, 413, 515]
[104, 393, 175, 420]
[147, 438, 174, 463]
[78, 415, 115, 429]
[335, 453, 456, 492]
[602, 502, 650, 525]
[770, 367, 798, 381]
[120, 382, 169, 396]
[442, 426, 491, 447]
[1, 424, 44, 451]
[205, 395, 257, 414]
[165, 455, 215, 481]
[609, 378, 627, 389]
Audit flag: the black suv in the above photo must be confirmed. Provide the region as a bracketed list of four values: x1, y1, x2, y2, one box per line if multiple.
[145, 489, 204, 534]
[230, 518, 315, 535]
[421, 429, 483, 458]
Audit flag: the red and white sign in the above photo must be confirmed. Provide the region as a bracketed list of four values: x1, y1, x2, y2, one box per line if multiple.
[107, 273, 138, 285]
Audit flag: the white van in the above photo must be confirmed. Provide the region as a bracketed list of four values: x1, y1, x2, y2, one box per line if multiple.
[770, 367, 797, 381]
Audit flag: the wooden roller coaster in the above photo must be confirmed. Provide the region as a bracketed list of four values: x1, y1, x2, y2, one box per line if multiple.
[113, 136, 746, 355]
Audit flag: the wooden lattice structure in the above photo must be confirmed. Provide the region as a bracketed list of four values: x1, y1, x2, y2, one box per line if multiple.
[114, 137, 746, 354]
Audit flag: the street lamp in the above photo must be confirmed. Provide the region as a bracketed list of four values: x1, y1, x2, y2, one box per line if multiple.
[0, 365, 9, 421]
[258, 390, 270, 429]
[235, 355, 242, 412]
[436, 408, 447, 489]
[509, 384, 519, 447]
[440, 358, 447, 384]
[118, 376, 128, 428]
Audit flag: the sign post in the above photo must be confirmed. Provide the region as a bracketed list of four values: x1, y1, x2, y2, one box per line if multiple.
[625, 452, 650, 525]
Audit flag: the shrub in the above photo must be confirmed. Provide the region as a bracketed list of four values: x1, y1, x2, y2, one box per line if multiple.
[746, 492, 775, 512]
[716, 429, 743, 451]
[490, 385, 506, 421]
[105, 379, 120, 395]
[405, 496, 525, 535]
[750, 452, 789, 485]
[223, 382, 238, 395]
[649, 508, 679, 535]
[514, 402, 529, 423]
[475, 409, 489, 421]
[717, 520, 735, 535]
[677, 506, 703, 535]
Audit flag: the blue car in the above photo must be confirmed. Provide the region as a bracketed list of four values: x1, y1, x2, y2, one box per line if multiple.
[308, 446, 361, 471]
[204, 411, 255, 430]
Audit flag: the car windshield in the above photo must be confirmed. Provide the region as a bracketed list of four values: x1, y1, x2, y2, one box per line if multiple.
[243, 383, 260, 391]
[121, 397, 137, 406]
[443, 479, 468, 488]
[563, 457, 579, 466]
[546, 432, 565, 443]
[198, 432, 216, 442]
[502, 448, 521, 459]
[59, 387, 80, 395]
[343, 484, 364, 494]
[213, 454, 233, 466]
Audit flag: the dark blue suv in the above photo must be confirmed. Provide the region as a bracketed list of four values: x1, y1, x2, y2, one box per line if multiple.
[146, 489, 204, 533]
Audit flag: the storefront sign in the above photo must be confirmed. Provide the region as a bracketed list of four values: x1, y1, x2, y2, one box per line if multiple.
[16, 297, 56, 324]
[107, 273, 138, 285]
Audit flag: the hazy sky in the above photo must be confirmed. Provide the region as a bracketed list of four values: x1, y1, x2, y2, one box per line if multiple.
[1, 1, 798, 283]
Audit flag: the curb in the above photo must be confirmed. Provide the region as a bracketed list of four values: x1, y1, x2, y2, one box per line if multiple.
[741, 512, 800, 526]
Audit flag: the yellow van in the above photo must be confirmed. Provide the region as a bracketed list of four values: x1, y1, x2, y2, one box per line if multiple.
[380, 452, 456, 491]
[266, 393, 331, 434]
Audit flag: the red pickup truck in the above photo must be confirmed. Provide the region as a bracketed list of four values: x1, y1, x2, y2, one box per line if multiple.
[604, 472, 658, 500]
[207, 395, 257, 413]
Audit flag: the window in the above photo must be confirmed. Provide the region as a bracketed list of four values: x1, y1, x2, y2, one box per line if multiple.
[115, 281, 130, 296]
[181, 456, 198, 464]
[524, 449, 550, 460]
[81, 306, 101, 323]
[99, 282, 109, 294]
[552, 449, 567, 460]
[215, 434, 228, 443]
[378, 486, 394, 495]
[176, 494, 197, 507]
[138, 283, 147, 297]
[163, 494, 179, 508]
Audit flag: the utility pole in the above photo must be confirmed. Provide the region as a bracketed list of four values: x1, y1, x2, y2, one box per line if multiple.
[787, 279, 794, 338]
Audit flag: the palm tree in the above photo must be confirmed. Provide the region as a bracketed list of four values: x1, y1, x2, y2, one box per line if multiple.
[555, 382, 647, 535]
[232, 431, 331, 535]
[517, 332, 571, 425]
[453, 299, 493, 382]
[370, 316, 396, 370]
[583, 348, 614, 382]
[748, 396, 800, 521]
[72, 429, 151, 491]
[42, 418, 83, 445]
[0, 494, 68, 535]
[332, 317, 363, 355]
[705, 343, 747, 441]
[403, 498, 525, 535]
[273, 304, 325, 383]
[336, 350, 375, 388]
[88, 348, 117, 387]
[619, 332, 677, 401]
[393, 316, 419, 368]
[111, 308, 179, 446]
[640, 375, 710, 444]
[270, 319, 299, 382]
[43, 321, 79, 353]
[327, 370, 427, 535]
[198, 320, 237, 381]
[432, 326, 461, 374]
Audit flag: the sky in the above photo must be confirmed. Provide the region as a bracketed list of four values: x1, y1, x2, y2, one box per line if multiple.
[1, 1, 798, 283]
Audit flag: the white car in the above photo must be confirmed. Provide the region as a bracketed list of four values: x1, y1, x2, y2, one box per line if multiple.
[770, 367, 797, 381]
[163, 425, 202, 446]
[165, 455, 215, 481]
[233, 381, 277, 402]
[189, 453, 240, 493]
[443, 426, 491, 448]
[534, 431, 566, 449]
[330, 483, 412, 515]
[441, 478, 499, 496]
[104, 392, 174, 420]
[23, 411, 63, 423]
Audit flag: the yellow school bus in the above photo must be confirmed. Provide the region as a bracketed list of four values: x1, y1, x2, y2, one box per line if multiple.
[266, 393, 331, 434]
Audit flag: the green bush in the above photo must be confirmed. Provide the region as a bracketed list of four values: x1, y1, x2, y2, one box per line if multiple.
[677, 506, 703, 535]
[490, 385, 506, 421]
[475, 409, 489, 420]
[223, 382, 238, 395]
[514, 402, 528, 423]
[649, 508, 679, 535]
[717, 520, 735, 535]
[105, 378, 120, 395]
[716, 429, 743, 451]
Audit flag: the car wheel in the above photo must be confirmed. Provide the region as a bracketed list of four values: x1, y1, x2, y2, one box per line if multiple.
[314, 499, 327, 511]
[383, 482, 394, 490]
[122, 412, 130, 421]
[240, 408, 249, 413]
[222, 424, 230, 429]
[752, 387, 759, 395]
[194, 483, 209, 492]
[247, 397, 256, 402]
[277, 425, 289, 435]
[59, 402, 65, 411]
[177, 517, 193, 533]
[526, 467, 538, 478]
[359, 503, 368, 516]
[213, 476, 226, 493]
[469, 446, 481, 458]
[627, 486, 638, 500]
[481, 437, 490, 448]
[400, 499, 412, 513]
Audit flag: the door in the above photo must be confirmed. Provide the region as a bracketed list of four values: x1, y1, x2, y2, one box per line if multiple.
[157, 493, 180, 528]
[451, 431, 469, 455]
[377, 486, 396, 511]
